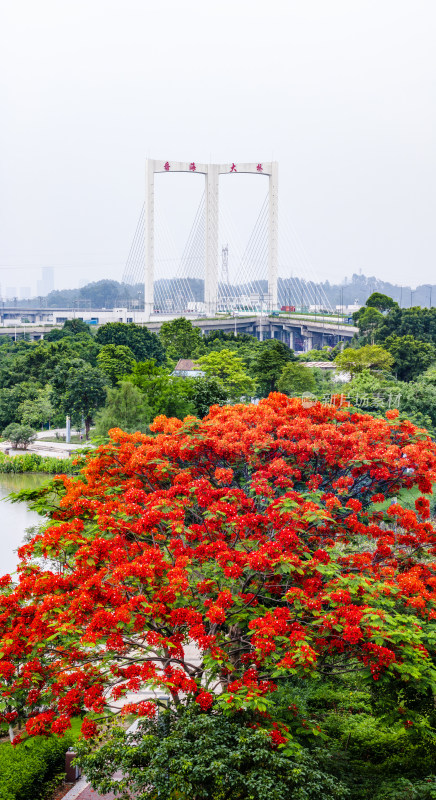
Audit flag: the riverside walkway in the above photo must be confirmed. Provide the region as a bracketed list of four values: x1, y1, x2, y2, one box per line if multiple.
[0, 428, 93, 460]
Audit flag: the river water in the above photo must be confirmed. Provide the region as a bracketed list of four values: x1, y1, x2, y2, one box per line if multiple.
[0, 473, 48, 576]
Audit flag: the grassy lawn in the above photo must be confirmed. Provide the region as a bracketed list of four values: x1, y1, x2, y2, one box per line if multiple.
[373, 483, 435, 513]
[0, 716, 83, 746]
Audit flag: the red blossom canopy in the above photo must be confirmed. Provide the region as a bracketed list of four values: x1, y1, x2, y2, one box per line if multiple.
[1, 394, 436, 741]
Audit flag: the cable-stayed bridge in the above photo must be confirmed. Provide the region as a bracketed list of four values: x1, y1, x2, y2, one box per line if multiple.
[122, 159, 332, 320]
[0, 160, 355, 350]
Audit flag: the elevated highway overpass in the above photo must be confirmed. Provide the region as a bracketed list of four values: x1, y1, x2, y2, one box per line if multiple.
[0, 308, 357, 350]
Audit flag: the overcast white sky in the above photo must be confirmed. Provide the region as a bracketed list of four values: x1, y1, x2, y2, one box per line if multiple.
[1, 0, 435, 295]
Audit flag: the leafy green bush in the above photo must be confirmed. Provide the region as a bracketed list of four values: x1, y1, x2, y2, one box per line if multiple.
[302, 677, 436, 799]
[0, 736, 71, 800]
[374, 775, 436, 800]
[2, 424, 36, 449]
[0, 451, 79, 474]
[77, 711, 349, 800]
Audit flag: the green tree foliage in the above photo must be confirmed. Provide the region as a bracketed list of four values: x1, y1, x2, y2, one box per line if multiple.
[334, 345, 394, 376]
[422, 364, 436, 385]
[127, 360, 195, 420]
[297, 677, 436, 800]
[17, 386, 53, 429]
[201, 330, 255, 350]
[353, 293, 398, 330]
[384, 335, 436, 381]
[96, 344, 136, 385]
[44, 318, 93, 341]
[159, 317, 203, 360]
[50, 357, 89, 403]
[197, 349, 257, 401]
[311, 366, 335, 398]
[276, 362, 317, 395]
[251, 340, 295, 395]
[344, 369, 436, 436]
[189, 376, 229, 417]
[398, 379, 436, 433]
[95, 322, 165, 364]
[94, 382, 151, 436]
[376, 306, 436, 344]
[0, 339, 100, 389]
[77, 712, 348, 800]
[0, 383, 40, 430]
[345, 370, 397, 410]
[63, 318, 93, 336]
[60, 363, 108, 438]
[357, 307, 385, 342]
[2, 423, 36, 449]
[365, 292, 398, 312]
[42, 327, 66, 342]
[197, 331, 261, 367]
[298, 347, 334, 362]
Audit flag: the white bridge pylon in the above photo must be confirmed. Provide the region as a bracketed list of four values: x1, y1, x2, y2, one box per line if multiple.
[145, 160, 278, 320]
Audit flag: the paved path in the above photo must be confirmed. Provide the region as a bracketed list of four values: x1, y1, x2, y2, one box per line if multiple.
[63, 772, 132, 799]
[0, 428, 94, 460]
[62, 779, 122, 799]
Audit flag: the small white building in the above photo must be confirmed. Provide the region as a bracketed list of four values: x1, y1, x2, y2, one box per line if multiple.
[172, 359, 205, 378]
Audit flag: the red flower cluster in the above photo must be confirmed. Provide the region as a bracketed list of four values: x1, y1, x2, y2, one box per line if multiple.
[195, 691, 214, 710]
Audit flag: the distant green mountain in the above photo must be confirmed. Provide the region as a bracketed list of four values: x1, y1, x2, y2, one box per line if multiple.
[9, 274, 435, 311]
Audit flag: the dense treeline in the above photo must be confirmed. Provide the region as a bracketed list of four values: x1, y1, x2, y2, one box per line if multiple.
[3, 300, 436, 443]
[338, 293, 436, 434]
[0, 317, 325, 441]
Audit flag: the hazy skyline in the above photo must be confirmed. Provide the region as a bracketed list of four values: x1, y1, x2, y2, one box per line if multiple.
[1, 0, 435, 295]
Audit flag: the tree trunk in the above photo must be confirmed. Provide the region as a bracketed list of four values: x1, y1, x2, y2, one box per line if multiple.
[85, 416, 91, 440]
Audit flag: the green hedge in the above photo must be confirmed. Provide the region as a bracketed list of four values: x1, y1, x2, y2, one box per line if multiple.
[0, 452, 79, 474]
[0, 736, 71, 800]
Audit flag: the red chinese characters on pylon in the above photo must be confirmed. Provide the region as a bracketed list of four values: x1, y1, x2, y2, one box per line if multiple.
[230, 163, 237, 172]
[189, 162, 196, 171]
[164, 162, 170, 171]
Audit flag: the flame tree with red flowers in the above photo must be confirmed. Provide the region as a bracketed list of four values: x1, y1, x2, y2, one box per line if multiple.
[0, 395, 436, 758]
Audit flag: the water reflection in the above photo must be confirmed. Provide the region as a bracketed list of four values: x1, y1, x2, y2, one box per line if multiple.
[0, 473, 48, 576]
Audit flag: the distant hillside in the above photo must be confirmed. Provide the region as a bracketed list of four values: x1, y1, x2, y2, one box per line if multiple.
[6, 274, 436, 310]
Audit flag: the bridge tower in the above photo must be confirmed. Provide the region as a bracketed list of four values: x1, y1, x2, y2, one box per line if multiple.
[144, 160, 278, 320]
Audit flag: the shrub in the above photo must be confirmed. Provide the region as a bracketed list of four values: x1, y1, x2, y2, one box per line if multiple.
[2, 424, 36, 450]
[0, 736, 71, 800]
[374, 776, 436, 800]
[77, 712, 349, 800]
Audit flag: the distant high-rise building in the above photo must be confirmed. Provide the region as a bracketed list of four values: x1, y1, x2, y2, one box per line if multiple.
[19, 287, 31, 300]
[37, 266, 54, 296]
